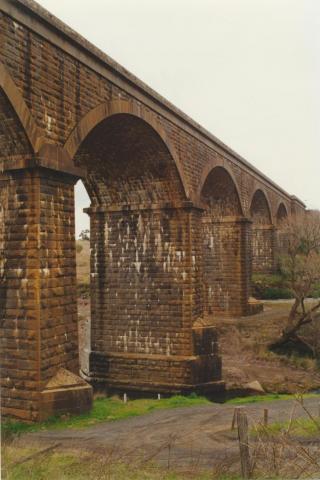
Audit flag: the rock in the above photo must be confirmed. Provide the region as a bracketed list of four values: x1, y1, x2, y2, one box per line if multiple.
[243, 380, 265, 393]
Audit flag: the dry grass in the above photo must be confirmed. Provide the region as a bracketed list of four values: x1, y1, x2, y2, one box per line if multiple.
[1, 442, 242, 480]
[248, 401, 320, 478]
[76, 240, 90, 286]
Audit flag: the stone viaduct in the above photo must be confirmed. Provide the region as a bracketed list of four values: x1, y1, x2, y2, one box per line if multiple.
[0, 0, 306, 421]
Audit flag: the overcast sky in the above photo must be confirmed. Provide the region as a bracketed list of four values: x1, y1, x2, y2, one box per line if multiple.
[36, 0, 320, 236]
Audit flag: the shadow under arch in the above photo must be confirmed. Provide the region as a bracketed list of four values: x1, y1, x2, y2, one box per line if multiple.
[249, 188, 273, 225]
[276, 201, 288, 224]
[200, 165, 251, 317]
[197, 160, 244, 214]
[63, 99, 191, 204]
[250, 189, 275, 275]
[0, 62, 44, 155]
[200, 165, 244, 217]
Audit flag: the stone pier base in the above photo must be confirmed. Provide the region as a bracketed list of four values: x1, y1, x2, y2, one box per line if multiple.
[85, 325, 225, 398]
[39, 369, 93, 422]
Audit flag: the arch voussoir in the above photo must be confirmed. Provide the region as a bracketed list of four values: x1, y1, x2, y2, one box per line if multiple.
[0, 62, 44, 154]
[63, 99, 191, 202]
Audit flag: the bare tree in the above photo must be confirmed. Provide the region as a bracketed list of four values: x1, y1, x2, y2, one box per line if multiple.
[271, 211, 320, 353]
[79, 229, 90, 241]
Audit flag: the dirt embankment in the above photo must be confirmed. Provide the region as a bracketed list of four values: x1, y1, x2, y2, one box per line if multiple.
[215, 301, 320, 393]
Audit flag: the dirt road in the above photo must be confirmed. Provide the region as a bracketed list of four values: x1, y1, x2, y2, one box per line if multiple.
[22, 397, 320, 470]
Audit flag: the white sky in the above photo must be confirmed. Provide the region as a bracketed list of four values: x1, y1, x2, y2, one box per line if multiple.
[35, 0, 320, 237]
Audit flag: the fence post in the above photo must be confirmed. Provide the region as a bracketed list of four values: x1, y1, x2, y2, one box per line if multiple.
[231, 407, 240, 430]
[237, 408, 251, 479]
[263, 408, 268, 426]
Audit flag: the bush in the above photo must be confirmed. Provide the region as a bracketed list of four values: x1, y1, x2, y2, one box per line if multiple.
[77, 282, 90, 298]
[76, 243, 83, 254]
[311, 282, 320, 298]
[252, 273, 293, 300]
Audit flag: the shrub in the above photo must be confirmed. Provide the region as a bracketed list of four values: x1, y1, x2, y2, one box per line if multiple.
[76, 243, 83, 254]
[252, 273, 293, 300]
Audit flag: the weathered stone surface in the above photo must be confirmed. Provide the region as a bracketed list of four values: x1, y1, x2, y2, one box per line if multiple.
[244, 380, 265, 393]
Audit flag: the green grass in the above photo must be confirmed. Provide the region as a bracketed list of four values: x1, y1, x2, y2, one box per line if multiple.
[226, 392, 319, 405]
[1, 446, 224, 480]
[2, 394, 211, 437]
[3, 393, 320, 439]
[254, 416, 320, 438]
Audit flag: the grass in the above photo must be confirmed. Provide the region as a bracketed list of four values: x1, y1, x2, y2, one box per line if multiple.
[2, 445, 247, 480]
[76, 239, 90, 285]
[3, 393, 320, 479]
[254, 416, 320, 438]
[3, 392, 320, 438]
[226, 392, 319, 405]
[1, 446, 224, 480]
[1, 394, 211, 437]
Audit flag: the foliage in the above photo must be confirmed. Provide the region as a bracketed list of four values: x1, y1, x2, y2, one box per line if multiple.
[252, 273, 293, 300]
[226, 393, 319, 405]
[79, 229, 90, 241]
[252, 273, 320, 301]
[77, 281, 90, 298]
[76, 243, 83, 254]
[255, 417, 320, 438]
[271, 211, 320, 354]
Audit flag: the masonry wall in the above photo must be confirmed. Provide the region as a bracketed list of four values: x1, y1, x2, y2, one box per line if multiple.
[1, 170, 41, 420]
[252, 226, 275, 273]
[0, 168, 79, 421]
[88, 206, 217, 387]
[90, 207, 192, 357]
[38, 169, 79, 382]
[203, 217, 252, 316]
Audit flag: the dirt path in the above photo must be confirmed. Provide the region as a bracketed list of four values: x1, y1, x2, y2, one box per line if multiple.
[21, 397, 320, 470]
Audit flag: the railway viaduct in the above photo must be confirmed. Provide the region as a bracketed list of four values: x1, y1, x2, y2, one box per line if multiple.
[0, 0, 306, 421]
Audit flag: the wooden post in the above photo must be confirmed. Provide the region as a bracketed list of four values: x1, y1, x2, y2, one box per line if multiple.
[237, 408, 251, 479]
[263, 408, 268, 426]
[231, 407, 240, 430]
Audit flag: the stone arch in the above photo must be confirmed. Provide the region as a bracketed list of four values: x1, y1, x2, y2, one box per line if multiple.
[65, 103, 208, 391]
[276, 202, 288, 225]
[250, 189, 275, 274]
[200, 165, 250, 316]
[249, 189, 272, 225]
[197, 159, 243, 212]
[275, 201, 290, 260]
[200, 165, 244, 217]
[0, 62, 44, 154]
[63, 99, 190, 203]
